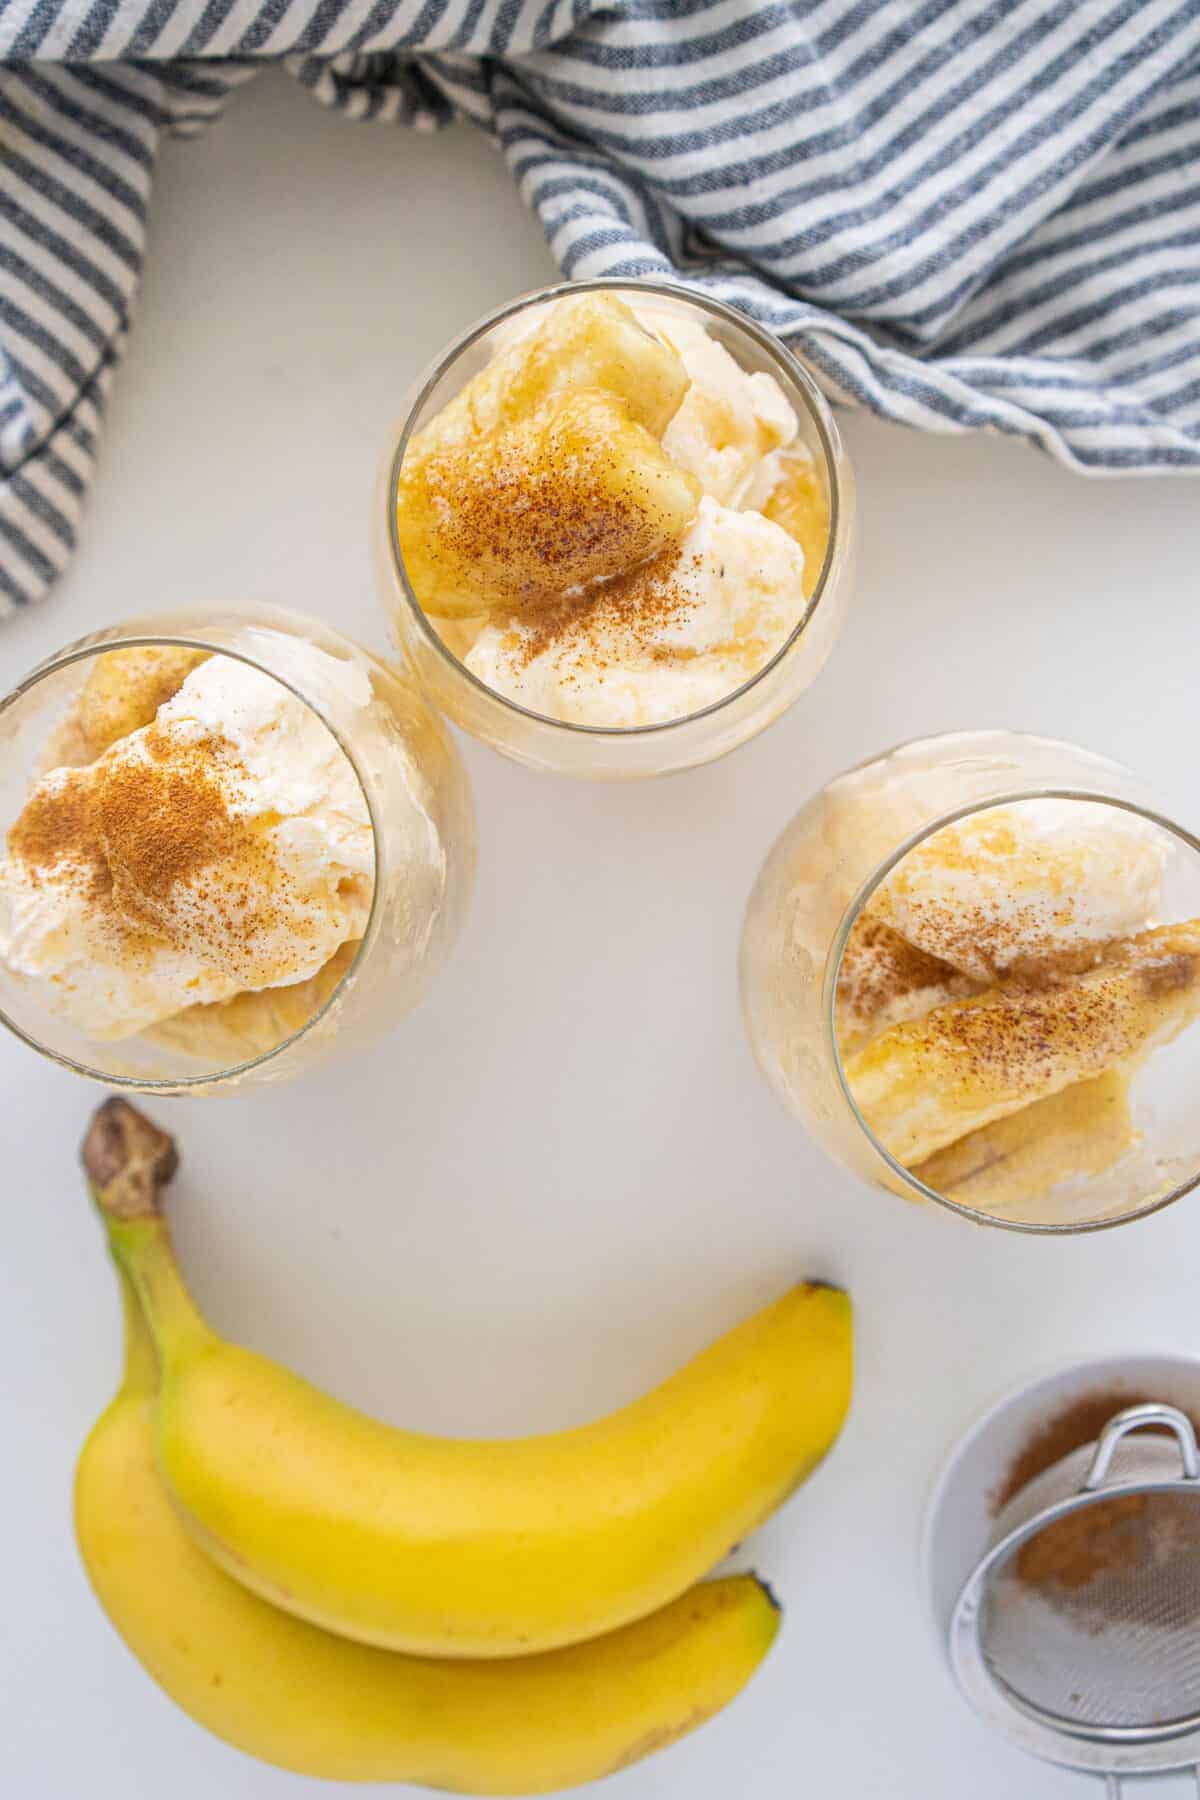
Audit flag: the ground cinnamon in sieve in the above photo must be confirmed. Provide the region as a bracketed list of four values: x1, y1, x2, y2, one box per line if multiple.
[991, 1390, 1190, 1512]
[993, 1389, 1200, 1609]
[1014, 1493, 1149, 1591]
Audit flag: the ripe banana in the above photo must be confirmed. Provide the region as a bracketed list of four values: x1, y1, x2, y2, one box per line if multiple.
[75, 1268, 780, 1791]
[85, 1099, 852, 1659]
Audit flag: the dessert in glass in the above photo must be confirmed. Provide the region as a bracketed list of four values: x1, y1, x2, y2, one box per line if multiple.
[0, 607, 475, 1093]
[740, 732, 1200, 1231]
[380, 280, 855, 779]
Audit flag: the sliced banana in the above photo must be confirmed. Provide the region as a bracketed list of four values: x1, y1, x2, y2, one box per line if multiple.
[835, 913, 982, 1057]
[844, 920, 1200, 1167]
[432, 615, 489, 665]
[912, 1068, 1137, 1209]
[763, 456, 829, 597]
[397, 388, 700, 620]
[146, 941, 358, 1065]
[413, 293, 690, 456]
[79, 646, 210, 757]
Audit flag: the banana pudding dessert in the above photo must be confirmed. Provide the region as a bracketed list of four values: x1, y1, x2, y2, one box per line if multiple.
[0, 622, 466, 1084]
[836, 801, 1200, 1205]
[393, 289, 831, 731]
[741, 733, 1200, 1229]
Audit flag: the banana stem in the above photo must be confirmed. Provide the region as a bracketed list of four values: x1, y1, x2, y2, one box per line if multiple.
[82, 1099, 211, 1358]
[82, 1099, 177, 1222]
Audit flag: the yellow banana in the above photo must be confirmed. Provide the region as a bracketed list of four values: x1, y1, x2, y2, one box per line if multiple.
[86, 1099, 852, 1659]
[75, 1269, 780, 1791]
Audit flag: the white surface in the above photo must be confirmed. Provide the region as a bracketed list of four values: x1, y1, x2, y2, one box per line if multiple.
[3, 71, 1200, 1800]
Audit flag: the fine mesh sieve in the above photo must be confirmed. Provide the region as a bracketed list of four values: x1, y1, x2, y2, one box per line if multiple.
[948, 1404, 1200, 1795]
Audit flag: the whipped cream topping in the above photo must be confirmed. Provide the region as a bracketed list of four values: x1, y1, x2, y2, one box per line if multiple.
[464, 495, 806, 728]
[870, 798, 1168, 983]
[0, 650, 375, 1041]
[632, 302, 798, 508]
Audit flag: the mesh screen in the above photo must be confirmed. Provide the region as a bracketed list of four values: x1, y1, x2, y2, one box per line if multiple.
[981, 1491, 1200, 1733]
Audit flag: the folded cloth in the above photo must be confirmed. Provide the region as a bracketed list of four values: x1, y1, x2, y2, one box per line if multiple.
[0, 0, 1198, 612]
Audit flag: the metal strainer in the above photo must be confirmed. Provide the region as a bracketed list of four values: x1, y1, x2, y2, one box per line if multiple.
[948, 1403, 1200, 1794]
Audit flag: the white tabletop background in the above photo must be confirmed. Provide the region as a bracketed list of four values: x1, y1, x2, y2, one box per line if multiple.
[3, 71, 1200, 1800]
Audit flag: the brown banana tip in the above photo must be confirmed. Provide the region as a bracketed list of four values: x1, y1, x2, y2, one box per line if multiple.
[82, 1097, 178, 1221]
[751, 1575, 783, 1616]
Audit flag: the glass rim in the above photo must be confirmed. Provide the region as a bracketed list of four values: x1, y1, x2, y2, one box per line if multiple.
[385, 276, 846, 740]
[0, 622, 381, 1092]
[823, 785, 1200, 1236]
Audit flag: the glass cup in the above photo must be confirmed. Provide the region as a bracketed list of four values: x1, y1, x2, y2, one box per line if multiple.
[740, 731, 1200, 1233]
[0, 605, 476, 1094]
[378, 278, 856, 780]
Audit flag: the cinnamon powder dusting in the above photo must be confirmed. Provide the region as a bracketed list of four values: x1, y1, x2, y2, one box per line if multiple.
[882, 890, 1088, 981]
[993, 1390, 1199, 1512]
[7, 724, 285, 961]
[406, 386, 698, 618]
[994, 1390, 1200, 1616]
[906, 943, 1200, 1098]
[1014, 1493, 1154, 1592]
[837, 916, 973, 1028]
[511, 541, 701, 675]
[9, 777, 110, 903]
[436, 456, 647, 604]
[98, 727, 248, 901]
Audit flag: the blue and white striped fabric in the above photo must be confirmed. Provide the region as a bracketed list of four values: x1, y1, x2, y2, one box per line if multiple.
[0, 0, 1198, 612]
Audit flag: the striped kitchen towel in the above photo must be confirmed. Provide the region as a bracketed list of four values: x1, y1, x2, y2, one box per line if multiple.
[0, 1, 1198, 613]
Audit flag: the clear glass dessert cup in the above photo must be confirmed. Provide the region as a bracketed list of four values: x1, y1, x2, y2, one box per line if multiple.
[740, 731, 1200, 1233]
[0, 605, 476, 1094]
[377, 278, 856, 780]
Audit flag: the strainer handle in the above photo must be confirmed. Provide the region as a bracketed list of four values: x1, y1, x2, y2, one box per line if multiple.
[1082, 1403, 1200, 1491]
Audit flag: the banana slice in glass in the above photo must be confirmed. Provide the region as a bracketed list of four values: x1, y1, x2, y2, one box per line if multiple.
[79, 645, 210, 758]
[413, 291, 690, 454]
[844, 920, 1200, 1167]
[912, 1068, 1137, 1209]
[836, 913, 982, 1058]
[397, 388, 700, 620]
[146, 941, 358, 1064]
[763, 457, 829, 597]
